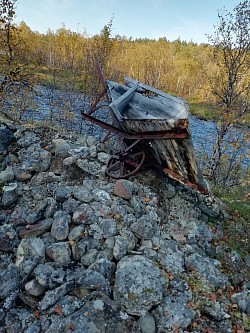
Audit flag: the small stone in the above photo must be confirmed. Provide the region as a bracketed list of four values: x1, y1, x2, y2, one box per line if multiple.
[34, 263, 55, 287]
[185, 252, 229, 289]
[16, 238, 46, 275]
[62, 198, 80, 213]
[72, 204, 94, 224]
[0, 127, 15, 153]
[18, 144, 51, 172]
[68, 225, 86, 241]
[69, 146, 90, 158]
[120, 229, 137, 252]
[199, 298, 231, 320]
[89, 259, 115, 281]
[73, 188, 93, 203]
[99, 218, 117, 237]
[93, 189, 111, 202]
[46, 242, 71, 265]
[0, 224, 18, 251]
[50, 156, 63, 175]
[16, 131, 39, 148]
[86, 136, 97, 147]
[75, 269, 106, 290]
[15, 170, 32, 182]
[54, 186, 71, 202]
[0, 264, 22, 298]
[97, 152, 110, 164]
[25, 278, 46, 296]
[81, 249, 98, 266]
[130, 215, 159, 240]
[51, 211, 70, 241]
[165, 184, 176, 198]
[137, 312, 156, 333]
[198, 202, 219, 218]
[113, 236, 129, 260]
[63, 156, 76, 166]
[52, 139, 70, 158]
[26, 199, 49, 224]
[114, 179, 134, 200]
[0, 168, 14, 183]
[2, 182, 18, 207]
[39, 281, 74, 311]
[231, 291, 250, 314]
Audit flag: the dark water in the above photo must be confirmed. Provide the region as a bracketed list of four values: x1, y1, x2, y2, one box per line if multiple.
[189, 116, 249, 168]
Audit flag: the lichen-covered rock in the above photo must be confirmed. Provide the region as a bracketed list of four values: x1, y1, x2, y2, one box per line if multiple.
[231, 291, 250, 314]
[0, 264, 22, 298]
[38, 281, 75, 311]
[51, 211, 70, 241]
[18, 143, 51, 172]
[113, 255, 165, 315]
[52, 138, 70, 157]
[0, 167, 14, 183]
[158, 239, 185, 274]
[152, 278, 195, 331]
[2, 182, 18, 207]
[25, 278, 46, 296]
[185, 252, 229, 289]
[0, 224, 18, 251]
[15, 238, 45, 276]
[130, 214, 160, 240]
[46, 242, 71, 265]
[45, 293, 142, 333]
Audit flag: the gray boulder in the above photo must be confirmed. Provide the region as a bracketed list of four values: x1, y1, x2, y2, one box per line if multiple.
[113, 255, 165, 316]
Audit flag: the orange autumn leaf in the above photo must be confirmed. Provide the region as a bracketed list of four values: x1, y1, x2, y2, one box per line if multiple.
[208, 293, 217, 301]
[192, 321, 199, 329]
[55, 306, 62, 314]
[33, 309, 40, 318]
[187, 301, 195, 309]
[67, 322, 76, 330]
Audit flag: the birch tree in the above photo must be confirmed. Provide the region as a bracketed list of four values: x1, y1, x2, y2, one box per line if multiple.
[0, 0, 36, 121]
[206, 0, 250, 188]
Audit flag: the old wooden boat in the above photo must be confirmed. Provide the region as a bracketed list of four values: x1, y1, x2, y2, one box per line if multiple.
[82, 67, 207, 193]
[105, 78, 207, 191]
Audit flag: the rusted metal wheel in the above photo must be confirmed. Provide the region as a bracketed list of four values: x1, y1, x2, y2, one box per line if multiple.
[106, 139, 146, 179]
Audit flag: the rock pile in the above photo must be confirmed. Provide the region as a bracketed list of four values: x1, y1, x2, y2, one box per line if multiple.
[0, 122, 249, 333]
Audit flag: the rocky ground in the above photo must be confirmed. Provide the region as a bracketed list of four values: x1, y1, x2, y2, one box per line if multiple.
[0, 121, 249, 333]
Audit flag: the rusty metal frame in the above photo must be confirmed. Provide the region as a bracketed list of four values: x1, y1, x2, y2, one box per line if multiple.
[81, 112, 188, 140]
[161, 167, 208, 194]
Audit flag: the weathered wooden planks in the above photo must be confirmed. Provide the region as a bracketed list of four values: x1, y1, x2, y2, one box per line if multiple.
[106, 79, 206, 190]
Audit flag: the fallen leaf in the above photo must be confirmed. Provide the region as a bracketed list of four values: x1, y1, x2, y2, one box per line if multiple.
[55, 306, 62, 314]
[67, 322, 76, 330]
[209, 293, 217, 301]
[187, 301, 195, 309]
[232, 303, 238, 311]
[33, 309, 40, 318]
